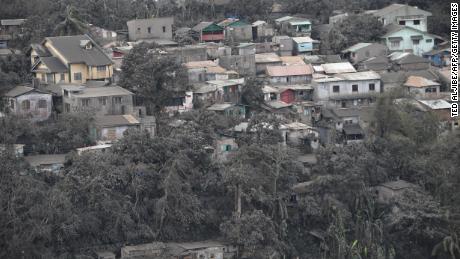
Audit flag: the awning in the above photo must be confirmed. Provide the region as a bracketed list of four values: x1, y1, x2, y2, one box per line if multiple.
[410, 35, 423, 40]
[388, 37, 403, 41]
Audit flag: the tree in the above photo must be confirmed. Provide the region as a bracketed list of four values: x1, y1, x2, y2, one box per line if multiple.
[53, 5, 88, 36]
[326, 14, 385, 54]
[119, 43, 189, 132]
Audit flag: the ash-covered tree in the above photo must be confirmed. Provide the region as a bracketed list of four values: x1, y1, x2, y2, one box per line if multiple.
[119, 43, 189, 131]
[326, 14, 385, 54]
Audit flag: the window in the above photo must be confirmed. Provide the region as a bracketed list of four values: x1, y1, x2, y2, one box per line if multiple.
[46, 73, 54, 83]
[22, 100, 30, 111]
[74, 72, 82, 81]
[97, 66, 106, 71]
[38, 99, 47, 108]
[81, 98, 91, 107]
[136, 27, 141, 34]
[399, 20, 406, 25]
[60, 73, 65, 82]
[147, 27, 151, 33]
[10, 100, 14, 109]
[413, 39, 420, 45]
[426, 39, 433, 43]
[369, 83, 375, 91]
[390, 40, 400, 48]
[341, 101, 347, 108]
[65, 103, 70, 112]
[113, 97, 122, 104]
[99, 97, 107, 105]
[333, 85, 340, 93]
[425, 87, 437, 93]
[162, 26, 166, 33]
[413, 20, 420, 25]
[352, 84, 358, 92]
[64, 90, 69, 97]
[345, 119, 353, 125]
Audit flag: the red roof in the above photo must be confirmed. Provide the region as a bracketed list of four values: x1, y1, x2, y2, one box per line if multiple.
[267, 64, 313, 77]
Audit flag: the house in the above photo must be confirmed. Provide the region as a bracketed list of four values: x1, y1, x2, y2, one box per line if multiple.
[342, 123, 365, 144]
[272, 36, 294, 56]
[185, 61, 229, 83]
[276, 84, 314, 104]
[120, 242, 166, 259]
[423, 47, 451, 67]
[192, 22, 225, 42]
[219, 19, 253, 42]
[276, 16, 312, 36]
[91, 115, 140, 142]
[24, 154, 67, 173]
[76, 144, 112, 155]
[255, 53, 282, 74]
[371, 4, 432, 32]
[263, 85, 279, 101]
[88, 25, 118, 46]
[313, 71, 382, 108]
[252, 20, 274, 42]
[280, 122, 320, 149]
[381, 24, 438, 56]
[388, 52, 431, 71]
[206, 103, 246, 119]
[4, 84, 53, 121]
[218, 52, 256, 76]
[262, 101, 296, 119]
[292, 37, 320, 55]
[0, 19, 26, 48]
[164, 44, 208, 63]
[95, 251, 116, 259]
[320, 62, 357, 75]
[303, 55, 342, 65]
[0, 144, 25, 157]
[30, 35, 114, 84]
[168, 241, 236, 259]
[126, 17, 174, 41]
[193, 78, 244, 105]
[266, 64, 314, 85]
[341, 43, 388, 64]
[417, 99, 455, 127]
[61, 84, 134, 116]
[164, 91, 194, 114]
[404, 76, 440, 99]
[214, 134, 238, 161]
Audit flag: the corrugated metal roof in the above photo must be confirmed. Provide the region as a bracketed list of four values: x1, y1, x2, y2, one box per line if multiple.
[184, 60, 218, 69]
[336, 71, 381, 80]
[267, 64, 313, 77]
[418, 99, 451, 110]
[255, 53, 282, 63]
[1, 19, 26, 26]
[34, 57, 68, 73]
[5, 85, 48, 97]
[207, 78, 245, 87]
[372, 4, 432, 18]
[95, 114, 140, 127]
[73, 86, 133, 98]
[404, 76, 440, 88]
[341, 43, 372, 53]
[292, 37, 318, 43]
[25, 154, 67, 166]
[280, 56, 306, 66]
[252, 20, 266, 27]
[321, 62, 356, 74]
[207, 103, 234, 111]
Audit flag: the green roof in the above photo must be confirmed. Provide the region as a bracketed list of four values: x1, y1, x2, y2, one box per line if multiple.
[227, 20, 250, 27]
[202, 23, 224, 32]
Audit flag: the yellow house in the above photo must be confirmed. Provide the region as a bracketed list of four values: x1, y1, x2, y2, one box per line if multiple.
[30, 35, 113, 84]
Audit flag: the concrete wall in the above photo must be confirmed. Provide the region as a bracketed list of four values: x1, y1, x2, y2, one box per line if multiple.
[314, 79, 381, 106]
[225, 25, 253, 42]
[383, 28, 435, 56]
[268, 75, 311, 85]
[219, 54, 256, 76]
[64, 94, 134, 116]
[8, 92, 52, 121]
[379, 10, 428, 32]
[127, 17, 174, 41]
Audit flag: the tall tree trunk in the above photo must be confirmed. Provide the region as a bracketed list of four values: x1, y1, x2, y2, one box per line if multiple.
[235, 183, 241, 218]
